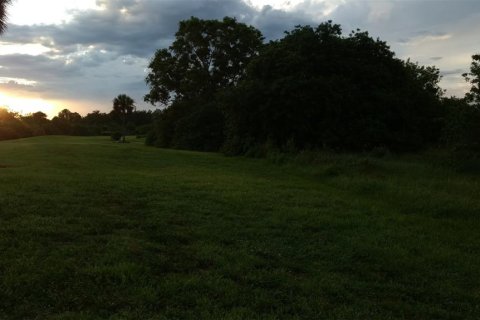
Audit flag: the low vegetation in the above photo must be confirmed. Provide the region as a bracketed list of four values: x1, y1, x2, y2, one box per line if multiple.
[0, 136, 478, 319]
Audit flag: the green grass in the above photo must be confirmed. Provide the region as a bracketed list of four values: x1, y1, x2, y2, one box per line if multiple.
[0, 136, 479, 319]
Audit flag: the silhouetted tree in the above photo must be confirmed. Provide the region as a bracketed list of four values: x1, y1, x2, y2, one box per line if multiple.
[57, 109, 81, 122]
[145, 16, 263, 106]
[0, 108, 31, 140]
[83, 110, 113, 135]
[0, 0, 11, 34]
[0, 106, 153, 140]
[144, 16, 263, 150]
[129, 110, 155, 136]
[21, 111, 49, 135]
[51, 109, 82, 135]
[463, 54, 480, 105]
[223, 22, 443, 154]
[441, 54, 480, 158]
[442, 97, 480, 153]
[112, 94, 135, 142]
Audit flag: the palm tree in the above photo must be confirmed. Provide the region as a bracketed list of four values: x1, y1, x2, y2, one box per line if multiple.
[112, 94, 135, 143]
[0, 0, 11, 35]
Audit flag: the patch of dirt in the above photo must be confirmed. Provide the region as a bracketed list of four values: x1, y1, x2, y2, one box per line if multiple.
[0, 164, 11, 168]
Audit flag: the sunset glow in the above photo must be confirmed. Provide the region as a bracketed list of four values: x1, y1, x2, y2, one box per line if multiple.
[0, 92, 57, 117]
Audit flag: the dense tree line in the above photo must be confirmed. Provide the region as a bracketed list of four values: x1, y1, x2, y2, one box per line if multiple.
[0, 107, 156, 142]
[145, 18, 479, 155]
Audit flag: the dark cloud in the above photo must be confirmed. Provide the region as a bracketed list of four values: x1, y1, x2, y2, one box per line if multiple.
[0, 54, 82, 81]
[0, 80, 41, 94]
[441, 69, 465, 77]
[4, 0, 315, 59]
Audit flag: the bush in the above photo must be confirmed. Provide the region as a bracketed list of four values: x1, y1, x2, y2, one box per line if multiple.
[148, 100, 225, 151]
[172, 103, 225, 151]
[145, 130, 157, 146]
[223, 23, 443, 155]
[111, 132, 122, 141]
[442, 98, 480, 157]
[370, 146, 390, 158]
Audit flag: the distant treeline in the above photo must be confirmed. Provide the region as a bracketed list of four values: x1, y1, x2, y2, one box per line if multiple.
[0, 108, 156, 141]
[143, 17, 480, 157]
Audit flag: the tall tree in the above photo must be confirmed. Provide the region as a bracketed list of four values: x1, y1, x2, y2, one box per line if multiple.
[144, 17, 263, 151]
[463, 54, 480, 105]
[144, 16, 263, 106]
[0, 0, 11, 34]
[112, 94, 135, 143]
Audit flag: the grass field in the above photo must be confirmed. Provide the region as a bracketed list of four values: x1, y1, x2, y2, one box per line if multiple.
[0, 136, 479, 319]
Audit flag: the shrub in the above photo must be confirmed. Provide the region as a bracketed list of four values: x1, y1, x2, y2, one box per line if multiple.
[111, 131, 122, 141]
[442, 98, 480, 157]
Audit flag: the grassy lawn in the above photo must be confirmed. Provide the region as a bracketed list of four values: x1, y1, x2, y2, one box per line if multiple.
[0, 136, 479, 319]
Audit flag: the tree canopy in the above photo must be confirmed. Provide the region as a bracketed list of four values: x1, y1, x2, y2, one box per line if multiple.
[112, 94, 136, 142]
[143, 17, 263, 151]
[463, 54, 480, 105]
[113, 94, 135, 117]
[0, 0, 11, 34]
[222, 22, 444, 153]
[144, 16, 263, 106]
[442, 54, 480, 158]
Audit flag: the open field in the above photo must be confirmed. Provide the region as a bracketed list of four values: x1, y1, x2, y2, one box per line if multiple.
[0, 136, 479, 319]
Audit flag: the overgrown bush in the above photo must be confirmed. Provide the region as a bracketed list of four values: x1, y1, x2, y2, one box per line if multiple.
[441, 97, 480, 171]
[172, 103, 224, 151]
[443, 98, 480, 153]
[222, 22, 443, 154]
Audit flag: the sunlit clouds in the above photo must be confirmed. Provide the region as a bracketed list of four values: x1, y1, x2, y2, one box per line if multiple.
[246, 0, 346, 15]
[0, 42, 51, 55]
[8, 0, 100, 25]
[0, 92, 56, 116]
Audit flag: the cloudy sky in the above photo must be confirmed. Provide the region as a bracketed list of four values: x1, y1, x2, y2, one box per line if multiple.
[0, 0, 479, 117]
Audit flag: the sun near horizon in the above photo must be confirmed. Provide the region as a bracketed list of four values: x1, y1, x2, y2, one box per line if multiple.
[0, 0, 102, 119]
[0, 92, 64, 119]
